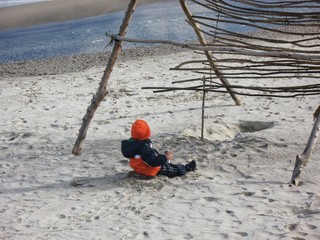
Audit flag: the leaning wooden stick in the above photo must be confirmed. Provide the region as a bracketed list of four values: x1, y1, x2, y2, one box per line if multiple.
[179, 0, 242, 106]
[72, 0, 138, 155]
[289, 105, 320, 187]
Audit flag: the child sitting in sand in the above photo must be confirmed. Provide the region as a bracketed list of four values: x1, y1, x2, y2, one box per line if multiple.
[121, 119, 196, 178]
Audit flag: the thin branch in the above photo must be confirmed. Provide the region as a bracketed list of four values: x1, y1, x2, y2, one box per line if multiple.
[142, 86, 320, 98]
[105, 33, 320, 61]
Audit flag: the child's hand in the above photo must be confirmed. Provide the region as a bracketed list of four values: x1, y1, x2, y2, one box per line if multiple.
[165, 151, 173, 161]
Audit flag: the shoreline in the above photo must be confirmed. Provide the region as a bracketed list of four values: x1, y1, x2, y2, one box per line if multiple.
[0, 44, 186, 78]
[1, 24, 319, 78]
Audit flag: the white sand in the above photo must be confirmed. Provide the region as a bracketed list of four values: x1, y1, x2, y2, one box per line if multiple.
[0, 49, 319, 239]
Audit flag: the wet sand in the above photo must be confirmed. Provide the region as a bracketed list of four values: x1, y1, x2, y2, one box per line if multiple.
[0, 0, 168, 30]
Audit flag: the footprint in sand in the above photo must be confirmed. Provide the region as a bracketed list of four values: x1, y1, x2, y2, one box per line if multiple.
[241, 192, 254, 197]
[119, 159, 128, 166]
[238, 120, 275, 133]
[306, 224, 317, 230]
[204, 196, 219, 202]
[57, 214, 66, 219]
[285, 222, 318, 233]
[235, 232, 249, 237]
[219, 164, 237, 173]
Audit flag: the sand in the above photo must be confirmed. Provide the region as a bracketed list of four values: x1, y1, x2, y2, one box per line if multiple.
[0, 0, 169, 30]
[1, 1, 320, 238]
[1, 43, 320, 239]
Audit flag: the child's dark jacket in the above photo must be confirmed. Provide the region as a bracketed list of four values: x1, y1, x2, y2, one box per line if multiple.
[121, 119, 167, 176]
[121, 139, 167, 167]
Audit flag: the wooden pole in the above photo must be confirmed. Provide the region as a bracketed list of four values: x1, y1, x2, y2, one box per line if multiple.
[289, 105, 320, 187]
[178, 0, 242, 106]
[72, 0, 138, 155]
[201, 75, 206, 140]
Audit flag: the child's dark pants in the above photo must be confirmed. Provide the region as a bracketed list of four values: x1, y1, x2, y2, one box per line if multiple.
[158, 162, 187, 178]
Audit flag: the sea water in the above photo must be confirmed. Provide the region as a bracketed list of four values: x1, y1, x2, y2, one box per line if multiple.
[0, 1, 316, 63]
[0, 2, 212, 63]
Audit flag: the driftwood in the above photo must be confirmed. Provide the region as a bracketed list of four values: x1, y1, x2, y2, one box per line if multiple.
[178, 0, 242, 106]
[174, 0, 320, 98]
[103, 0, 320, 99]
[201, 76, 206, 140]
[105, 33, 320, 97]
[290, 105, 320, 187]
[73, 0, 319, 152]
[72, 0, 137, 155]
[142, 83, 320, 98]
[104, 33, 320, 61]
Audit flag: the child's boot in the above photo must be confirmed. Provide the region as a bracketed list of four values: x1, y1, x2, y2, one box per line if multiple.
[185, 160, 197, 172]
